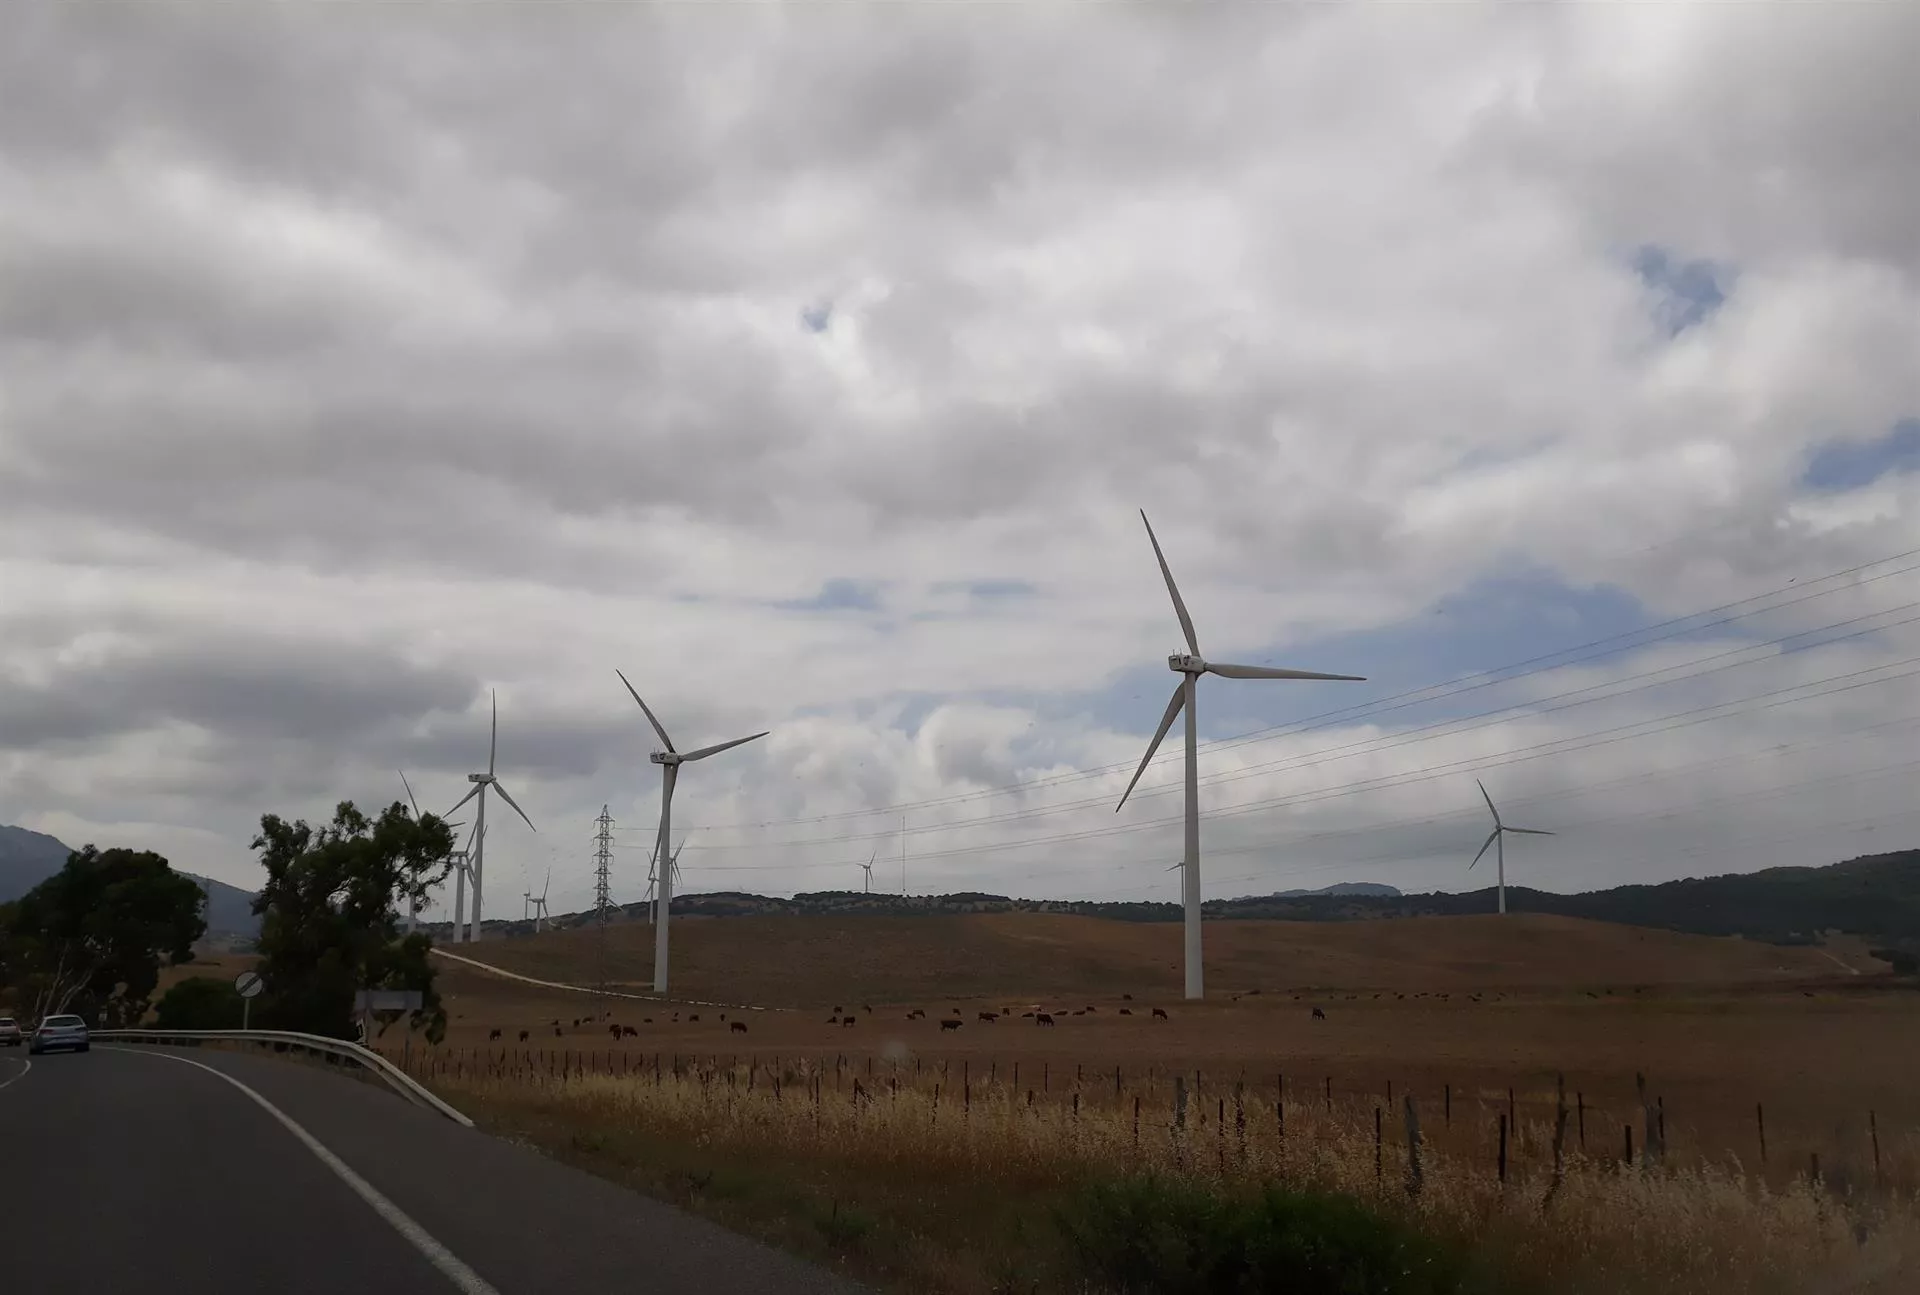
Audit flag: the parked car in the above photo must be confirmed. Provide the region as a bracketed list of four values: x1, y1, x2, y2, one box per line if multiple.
[0, 1017, 21, 1047]
[28, 1014, 89, 1055]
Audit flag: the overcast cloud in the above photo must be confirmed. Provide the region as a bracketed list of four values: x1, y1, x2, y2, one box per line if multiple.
[2, 3, 1918, 921]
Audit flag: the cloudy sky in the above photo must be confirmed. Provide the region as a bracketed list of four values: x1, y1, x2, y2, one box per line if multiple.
[3, 3, 1917, 923]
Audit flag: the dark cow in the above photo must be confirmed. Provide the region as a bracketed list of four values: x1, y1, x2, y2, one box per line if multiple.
[863, 1004, 873, 1014]
[518, 1029, 530, 1042]
[1312, 1007, 1326, 1021]
[939, 1018, 962, 1032]
[688, 1014, 699, 1023]
[488, 1028, 502, 1041]
[906, 1009, 925, 1020]
[553, 1026, 563, 1037]
[826, 1016, 840, 1025]
[841, 1016, 855, 1028]
[609, 1023, 622, 1038]
[1151, 1008, 1168, 1021]
[977, 1012, 997, 1023]
[622, 1026, 638, 1038]
[1122, 993, 1133, 1001]
[1036, 1013, 1054, 1027]
[832, 1005, 843, 1015]
[1119, 1008, 1132, 1016]
[730, 1021, 748, 1034]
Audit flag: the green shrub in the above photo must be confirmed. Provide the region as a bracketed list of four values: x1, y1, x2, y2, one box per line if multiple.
[151, 976, 243, 1029]
[1055, 1174, 1472, 1294]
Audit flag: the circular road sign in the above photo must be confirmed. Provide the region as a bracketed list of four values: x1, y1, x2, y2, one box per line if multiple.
[234, 971, 264, 999]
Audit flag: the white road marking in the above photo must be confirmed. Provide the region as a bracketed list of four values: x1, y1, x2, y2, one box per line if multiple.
[105, 1047, 500, 1295]
[0, 1056, 30, 1092]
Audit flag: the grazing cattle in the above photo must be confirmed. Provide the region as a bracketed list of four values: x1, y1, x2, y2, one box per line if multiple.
[518, 1029, 530, 1042]
[1122, 993, 1133, 1000]
[1036, 1013, 1055, 1027]
[489, 1028, 502, 1041]
[1119, 1008, 1132, 1015]
[863, 1004, 873, 1014]
[977, 1012, 997, 1023]
[642, 1018, 653, 1025]
[730, 1021, 748, 1034]
[688, 1014, 699, 1023]
[841, 1016, 855, 1028]
[572, 1018, 581, 1028]
[1085, 1006, 1096, 1013]
[720, 1013, 727, 1021]
[826, 1016, 840, 1025]
[1020, 1011, 1034, 1018]
[622, 1026, 638, 1038]
[553, 1026, 563, 1037]
[609, 1024, 622, 1038]
[940, 1018, 962, 1032]
[1311, 1007, 1326, 1021]
[907, 1009, 925, 1020]
[832, 1005, 843, 1015]
[1151, 1008, 1168, 1021]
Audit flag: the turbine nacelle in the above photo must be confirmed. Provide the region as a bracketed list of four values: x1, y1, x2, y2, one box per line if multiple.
[1168, 653, 1206, 674]
[467, 773, 490, 784]
[649, 750, 679, 766]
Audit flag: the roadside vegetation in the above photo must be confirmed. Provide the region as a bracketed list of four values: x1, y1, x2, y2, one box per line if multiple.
[401, 1054, 1920, 1294]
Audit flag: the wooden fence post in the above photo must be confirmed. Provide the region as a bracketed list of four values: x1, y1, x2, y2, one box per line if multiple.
[1374, 1106, 1383, 1190]
[1757, 1102, 1767, 1165]
[1403, 1096, 1423, 1197]
[1871, 1110, 1882, 1187]
[1498, 1113, 1509, 1185]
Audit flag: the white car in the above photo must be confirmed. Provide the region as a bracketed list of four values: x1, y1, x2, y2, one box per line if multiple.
[0, 1017, 21, 1047]
[28, 1014, 89, 1055]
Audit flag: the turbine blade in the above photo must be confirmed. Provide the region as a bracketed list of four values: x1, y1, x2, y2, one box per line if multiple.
[492, 781, 537, 832]
[1469, 828, 1498, 869]
[1206, 662, 1366, 681]
[447, 784, 481, 815]
[683, 731, 768, 762]
[616, 670, 675, 752]
[1505, 827, 1555, 836]
[1139, 510, 1200, 656]
[1116, 683, 1186, 812]
[399, 770, 422, 818]
[489, 690, 498, 776]
[462, 818, 481, 857]
[1477, 778, 1500, 827]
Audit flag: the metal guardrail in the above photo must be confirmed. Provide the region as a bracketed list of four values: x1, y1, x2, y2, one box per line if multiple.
[95, 1029, 473, 1127]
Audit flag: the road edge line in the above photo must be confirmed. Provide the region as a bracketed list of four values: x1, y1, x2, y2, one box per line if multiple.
[0, 1056, 29, 1092]
[103, 1046, 500, 1295]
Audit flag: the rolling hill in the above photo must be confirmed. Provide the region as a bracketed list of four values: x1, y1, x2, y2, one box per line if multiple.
[450, 910, 1880, 1009]
[0, 823, 259, 936]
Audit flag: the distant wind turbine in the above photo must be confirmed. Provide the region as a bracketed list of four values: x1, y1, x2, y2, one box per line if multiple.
[445, 691, 537, 942]
[398, 770, 463, 936]
[1469, 779, 1555, 915]
[1115, 511, 1365, 1000]
[529, 869, 552, 932]
[617, 670, 767, 993]
[861, 847, 877, 892]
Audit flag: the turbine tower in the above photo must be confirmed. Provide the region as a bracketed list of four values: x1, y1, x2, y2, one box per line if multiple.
[617, 670, 767, 993]
[446, 691, 537, 942]
[1470, 779, 1555, 915]
[1115, 510, 1365, 1000]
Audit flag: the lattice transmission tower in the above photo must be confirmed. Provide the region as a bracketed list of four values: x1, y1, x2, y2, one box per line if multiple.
[593, 805, 615, 995]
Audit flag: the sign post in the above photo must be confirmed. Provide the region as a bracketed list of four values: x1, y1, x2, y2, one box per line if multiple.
[234, 970, 264, 1030]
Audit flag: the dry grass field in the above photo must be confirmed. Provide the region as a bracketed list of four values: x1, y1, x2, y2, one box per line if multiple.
[164, 914, 1920, 1290]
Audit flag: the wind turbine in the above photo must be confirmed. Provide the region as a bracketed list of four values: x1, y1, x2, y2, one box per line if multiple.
[529, 869, 552, 932]
[1469, 779, 1554, 915]
[617, 670, 766, 993]
[398, 770, 463, 936]
[860, 847, 877, 892]
[445, 691, 537, 942]
[1115, 511, 1366, 1000]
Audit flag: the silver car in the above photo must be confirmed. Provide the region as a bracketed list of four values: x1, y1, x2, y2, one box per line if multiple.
[0, 1017, 20, 1047]
[28, 1014, 89, 1055]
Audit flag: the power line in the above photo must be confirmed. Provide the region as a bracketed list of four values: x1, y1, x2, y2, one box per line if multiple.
[626, 543, 1920, 834]
[650, 596, 1920, 852]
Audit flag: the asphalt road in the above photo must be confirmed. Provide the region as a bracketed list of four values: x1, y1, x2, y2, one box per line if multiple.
[0, 1044, 864, 1294]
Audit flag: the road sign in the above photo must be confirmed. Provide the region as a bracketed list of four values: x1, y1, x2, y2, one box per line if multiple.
[354, 990, 424, 1013]
[234, 971, 264, 999]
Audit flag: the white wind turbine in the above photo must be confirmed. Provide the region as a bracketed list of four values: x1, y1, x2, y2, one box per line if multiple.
[445, 691, 537, 942]
[860, 847, 877, 892]
[528, 868, 552, 932]
[617, 670, 767, 993]
[647, 834, 689, 927]
[398, 770, 464, 936]
[1115, 510, 1366, 1000]
[1469, 779, 1554, 915]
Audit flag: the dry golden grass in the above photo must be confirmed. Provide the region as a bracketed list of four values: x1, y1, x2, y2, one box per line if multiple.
[392, 1047, 1920, 1294]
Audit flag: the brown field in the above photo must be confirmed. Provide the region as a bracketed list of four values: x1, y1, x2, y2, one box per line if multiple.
[398, 914, 1920, 1185]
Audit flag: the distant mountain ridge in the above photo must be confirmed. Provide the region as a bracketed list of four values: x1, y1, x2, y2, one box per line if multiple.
[0, 823, 259, 936]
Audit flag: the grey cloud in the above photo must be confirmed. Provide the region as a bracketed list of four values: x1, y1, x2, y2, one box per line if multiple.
[0, 629, 478, 753]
